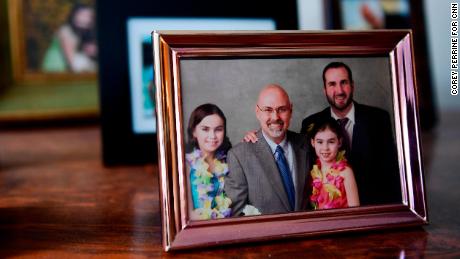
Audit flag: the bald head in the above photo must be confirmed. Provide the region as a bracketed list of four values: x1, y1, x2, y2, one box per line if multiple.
[255, 84, 292, 144]
[257, 84, 291, 106]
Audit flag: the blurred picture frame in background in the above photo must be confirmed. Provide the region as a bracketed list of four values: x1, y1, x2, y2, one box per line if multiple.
[126, 18, 275, 135]
[7, 0, 97, 82]
[154, 30, 428, 251]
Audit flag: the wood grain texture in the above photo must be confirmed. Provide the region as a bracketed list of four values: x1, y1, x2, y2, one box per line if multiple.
[0, 111, 459, 257]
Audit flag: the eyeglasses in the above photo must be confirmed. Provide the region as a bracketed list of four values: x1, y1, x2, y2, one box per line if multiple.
[257, 105, 291, 115]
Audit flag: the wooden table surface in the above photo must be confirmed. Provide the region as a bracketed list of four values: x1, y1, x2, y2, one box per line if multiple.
[1, 112, 459, 258]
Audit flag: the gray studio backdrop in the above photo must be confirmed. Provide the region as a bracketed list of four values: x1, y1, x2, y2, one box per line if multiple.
[180, 57, 394, 145]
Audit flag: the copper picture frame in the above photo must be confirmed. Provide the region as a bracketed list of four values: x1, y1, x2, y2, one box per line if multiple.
[153, 30, 427, 251]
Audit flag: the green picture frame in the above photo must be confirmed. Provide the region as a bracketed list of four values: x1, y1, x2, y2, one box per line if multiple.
[7, 0, 97, 82]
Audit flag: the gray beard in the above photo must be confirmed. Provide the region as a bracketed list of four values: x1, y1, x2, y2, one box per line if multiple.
[268, 124, 285, 137]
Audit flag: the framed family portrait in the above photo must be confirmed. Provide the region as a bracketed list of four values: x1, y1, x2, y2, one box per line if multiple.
[8, 0, 97, 82]
[154, 30, 428, 251]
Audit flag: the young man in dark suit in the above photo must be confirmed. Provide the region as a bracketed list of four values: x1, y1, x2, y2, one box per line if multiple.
[300, 62, 401, 205]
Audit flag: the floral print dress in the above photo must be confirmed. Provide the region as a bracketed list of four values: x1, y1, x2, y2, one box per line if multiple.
[310, 152, 349, 210]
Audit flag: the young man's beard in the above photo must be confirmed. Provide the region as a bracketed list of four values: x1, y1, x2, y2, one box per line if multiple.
[327, 93, 353, 111]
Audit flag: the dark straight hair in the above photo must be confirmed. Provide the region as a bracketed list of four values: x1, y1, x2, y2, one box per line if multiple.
[322, 61, 354, 86]
[309, 117, 346, 154]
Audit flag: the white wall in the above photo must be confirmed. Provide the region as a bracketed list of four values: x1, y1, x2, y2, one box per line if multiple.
[425, 0, 459, 110]
[297, 0, 325, 30]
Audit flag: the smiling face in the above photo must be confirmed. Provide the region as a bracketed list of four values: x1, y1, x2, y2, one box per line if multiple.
[193, 114, 225, 157]
[255, 85, 292, 144]
[311, 127, 342, 165]
[323, 67, 354, 115]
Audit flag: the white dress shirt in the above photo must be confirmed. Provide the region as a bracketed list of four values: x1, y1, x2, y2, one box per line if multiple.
[330, 103, 355, 148]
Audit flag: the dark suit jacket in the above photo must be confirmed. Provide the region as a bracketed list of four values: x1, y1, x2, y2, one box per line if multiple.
[300, 102, 401, 205]
[224, 130, 311, 216]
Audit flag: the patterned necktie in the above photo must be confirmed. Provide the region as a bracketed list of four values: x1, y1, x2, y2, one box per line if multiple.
[337, 118, 351, 152]
[274, 145, 295, 210]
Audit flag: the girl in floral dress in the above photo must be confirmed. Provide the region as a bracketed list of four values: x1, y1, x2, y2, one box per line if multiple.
[185, 103, 232, 220]
[308, 118, 360, 209]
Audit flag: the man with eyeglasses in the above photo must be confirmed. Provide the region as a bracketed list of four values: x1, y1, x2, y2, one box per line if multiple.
[224, 84, 311, 216]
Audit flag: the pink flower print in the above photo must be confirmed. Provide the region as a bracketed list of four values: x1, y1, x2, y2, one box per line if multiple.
[313, 179, 322, 189]
[323, 203, 334, 209]
[329, 201, 339, 208]
[310, 194, 318, 201]
[335, 176, 344, 188]
[331, 160, 346, 171]
[317, 193, 325, 204]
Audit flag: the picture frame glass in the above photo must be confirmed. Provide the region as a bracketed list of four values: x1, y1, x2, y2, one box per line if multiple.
[181, 56, 402, 220]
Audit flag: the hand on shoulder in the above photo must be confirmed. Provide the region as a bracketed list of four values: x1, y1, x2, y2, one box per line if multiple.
[242, 130, 258, 143]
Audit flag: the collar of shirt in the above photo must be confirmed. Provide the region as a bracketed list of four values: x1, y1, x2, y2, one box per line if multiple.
[261, 131, 289, 155]
[261, 130, 297, 191]
[330, 102, 356, 124]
